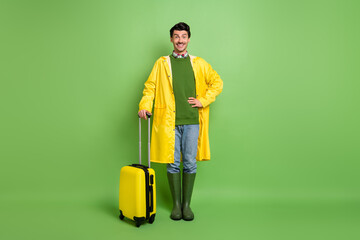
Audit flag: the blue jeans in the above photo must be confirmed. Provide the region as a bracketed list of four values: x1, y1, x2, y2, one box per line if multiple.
[167, 124, 199, 174]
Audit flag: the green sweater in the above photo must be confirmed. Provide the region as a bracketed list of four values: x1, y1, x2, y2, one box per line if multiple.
[170, 54, 199, 125]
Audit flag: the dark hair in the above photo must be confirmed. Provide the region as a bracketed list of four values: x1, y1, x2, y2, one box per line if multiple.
[170, 22, 191, 38]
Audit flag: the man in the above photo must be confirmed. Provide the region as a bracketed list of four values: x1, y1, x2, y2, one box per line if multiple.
[138, 22, 223, 221]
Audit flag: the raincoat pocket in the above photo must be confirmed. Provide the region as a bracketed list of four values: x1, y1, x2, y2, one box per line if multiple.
[153, 105, 166, 126]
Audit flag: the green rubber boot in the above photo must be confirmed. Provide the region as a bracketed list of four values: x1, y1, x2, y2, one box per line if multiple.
[167, 172, 182, 220]
[182, 172, 196, 221]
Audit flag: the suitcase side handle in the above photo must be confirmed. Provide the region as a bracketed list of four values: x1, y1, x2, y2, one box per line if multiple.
[148, 174, 154, 213]
[149, 184, 154, 213]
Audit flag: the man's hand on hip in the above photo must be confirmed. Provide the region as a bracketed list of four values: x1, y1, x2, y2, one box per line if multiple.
[138, 110, 152, 120]
[188, 97, 203, 108]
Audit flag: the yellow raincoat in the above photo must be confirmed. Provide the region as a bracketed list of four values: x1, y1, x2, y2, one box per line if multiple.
[139, 55, 223, 163]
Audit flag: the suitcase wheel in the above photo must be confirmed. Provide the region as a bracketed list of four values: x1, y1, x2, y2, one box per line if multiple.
[149, 214, 155, 224]
[134, 217, 143, 228]
[119, 210, 124, 220]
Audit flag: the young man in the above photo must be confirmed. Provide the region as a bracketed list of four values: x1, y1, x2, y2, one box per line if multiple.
[138, 22, 223, 221]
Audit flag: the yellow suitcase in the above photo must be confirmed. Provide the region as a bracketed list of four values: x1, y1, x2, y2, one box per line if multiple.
[119, 115, 156, 227]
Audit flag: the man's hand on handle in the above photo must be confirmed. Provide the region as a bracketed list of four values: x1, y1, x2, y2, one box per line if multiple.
[138, 110, 152, 120]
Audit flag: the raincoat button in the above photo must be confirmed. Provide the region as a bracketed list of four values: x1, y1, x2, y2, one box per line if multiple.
[168, 76, 170, 78]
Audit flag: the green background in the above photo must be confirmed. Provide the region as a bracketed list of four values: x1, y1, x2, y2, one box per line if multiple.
[1, 0, 359, 239]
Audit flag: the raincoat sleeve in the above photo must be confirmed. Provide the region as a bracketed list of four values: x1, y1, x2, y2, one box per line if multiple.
[197, 61, 223, 108]
[138, 60, 159, 113]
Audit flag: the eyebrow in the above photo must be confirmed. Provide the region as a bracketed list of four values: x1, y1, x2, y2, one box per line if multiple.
[174, 34, 187, 37]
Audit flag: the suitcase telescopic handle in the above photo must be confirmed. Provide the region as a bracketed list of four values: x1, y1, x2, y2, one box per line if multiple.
[138, 113, 151, 168]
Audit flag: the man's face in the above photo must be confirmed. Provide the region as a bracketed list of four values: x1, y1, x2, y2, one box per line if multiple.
[170, 30, 190, 54]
